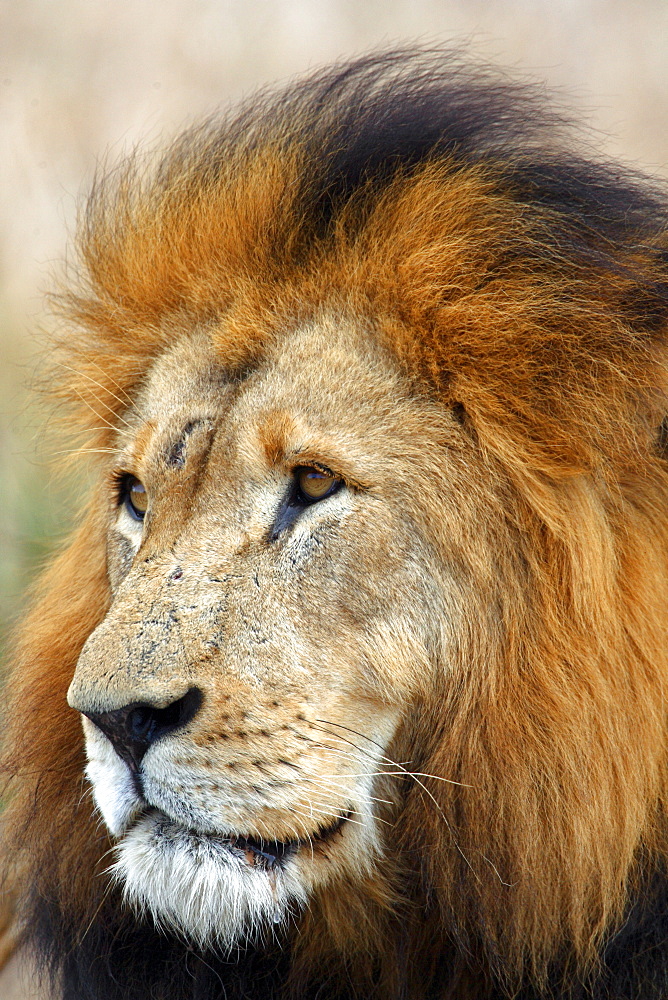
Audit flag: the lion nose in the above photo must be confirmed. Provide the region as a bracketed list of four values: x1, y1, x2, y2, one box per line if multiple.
[84, 688, 202, 774]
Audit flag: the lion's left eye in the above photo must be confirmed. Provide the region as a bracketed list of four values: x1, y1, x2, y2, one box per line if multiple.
[270, 465, 342, 540]
[122, 476, 149, 521]
[295, 466, 340, 502]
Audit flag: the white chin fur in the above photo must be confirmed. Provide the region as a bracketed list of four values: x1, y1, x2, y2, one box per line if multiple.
[112, 813, 309, 951]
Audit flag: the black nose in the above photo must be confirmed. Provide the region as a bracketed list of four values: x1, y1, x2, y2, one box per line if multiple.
[84, 688, 202, 774]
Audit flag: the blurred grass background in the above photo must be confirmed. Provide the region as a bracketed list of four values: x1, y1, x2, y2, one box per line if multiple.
[2, 0, 668, 661]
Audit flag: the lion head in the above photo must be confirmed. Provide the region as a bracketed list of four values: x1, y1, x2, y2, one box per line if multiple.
[4, 50, 668, 1000]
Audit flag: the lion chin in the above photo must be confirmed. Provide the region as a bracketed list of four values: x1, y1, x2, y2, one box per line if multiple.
[112, 814, 309, 951]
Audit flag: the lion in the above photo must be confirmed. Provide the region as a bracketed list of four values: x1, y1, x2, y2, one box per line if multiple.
[3, 47, 668, 1000]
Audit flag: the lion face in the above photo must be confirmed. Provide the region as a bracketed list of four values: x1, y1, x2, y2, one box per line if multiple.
[67, 315, 464, 949]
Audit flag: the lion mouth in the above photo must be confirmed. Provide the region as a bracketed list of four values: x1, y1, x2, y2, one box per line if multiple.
[225, 812, 350, 869]
[146, 808, 351, 870]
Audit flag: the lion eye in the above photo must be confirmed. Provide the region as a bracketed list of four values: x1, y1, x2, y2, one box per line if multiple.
[295, 466, 340, 502]
[123, 476, 149, 520]
[270, 465, 343, 540]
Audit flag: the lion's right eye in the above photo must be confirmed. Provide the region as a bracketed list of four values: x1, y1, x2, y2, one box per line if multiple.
[122, 476, 149, 521]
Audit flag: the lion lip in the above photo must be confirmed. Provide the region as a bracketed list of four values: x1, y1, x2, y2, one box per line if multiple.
[144, 808, 351, 869]
[231, 811, 351, 869]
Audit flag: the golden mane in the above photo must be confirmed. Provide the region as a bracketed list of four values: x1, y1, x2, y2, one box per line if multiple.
[3, 49, 668, 1000]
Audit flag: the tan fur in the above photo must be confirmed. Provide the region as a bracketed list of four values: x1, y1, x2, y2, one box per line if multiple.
[4, 53, 668, 999]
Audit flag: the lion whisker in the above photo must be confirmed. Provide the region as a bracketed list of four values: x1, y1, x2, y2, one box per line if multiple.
[305, 740, 390, 767]
[290, 792, 356, 816]
[72, 866, 118, 950]
[53, 447, 119, 456]
[479, 853, 517, 888]
[76, 784, 95, 810]
[312, 720, 480, 880]
[309, 742, 414, 773]
[306, 778, 395, 808]
[70, 387, 122, 432]
[300, 786, 395, 825]
[83, 358, 138, 404]
[57, 361, 136, 424]
[287, 803, 366, 831]
[57, 361, 134, 409]
[311, 721, 472, 787]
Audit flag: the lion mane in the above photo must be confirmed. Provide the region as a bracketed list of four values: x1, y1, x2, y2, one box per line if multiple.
[4, 49, 668, 1000]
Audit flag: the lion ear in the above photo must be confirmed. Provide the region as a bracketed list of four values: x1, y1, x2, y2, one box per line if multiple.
[0, 500, 111, 917]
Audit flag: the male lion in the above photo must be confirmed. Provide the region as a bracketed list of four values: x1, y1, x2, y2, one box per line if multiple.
[3, 48, 668, 1000]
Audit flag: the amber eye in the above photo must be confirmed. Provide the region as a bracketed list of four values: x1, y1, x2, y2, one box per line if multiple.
[295, 466, 340, 502]
[123, 476, 149, 521]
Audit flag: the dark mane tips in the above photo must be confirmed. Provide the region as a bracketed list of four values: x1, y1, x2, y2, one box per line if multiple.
[193, 48, 567, 231]
[188, 47, 668, 250]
